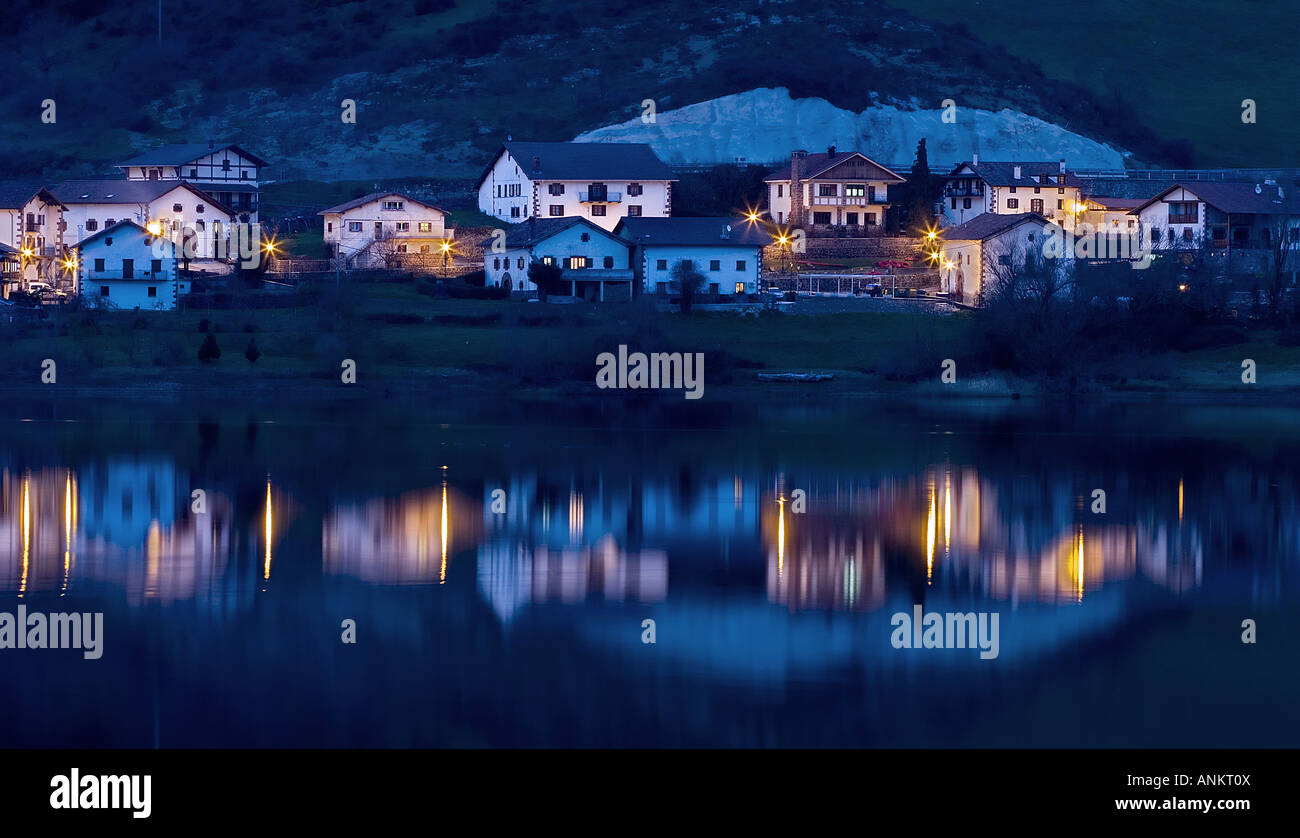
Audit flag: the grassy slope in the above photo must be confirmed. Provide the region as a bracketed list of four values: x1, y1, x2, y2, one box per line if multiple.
[4, 284, 1298, 394]
[895, 0, 1300, 167]
[4, 0, 1272, 182]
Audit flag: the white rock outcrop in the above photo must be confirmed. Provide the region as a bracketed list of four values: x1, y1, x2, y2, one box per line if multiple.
[575, 87, 1126, 170]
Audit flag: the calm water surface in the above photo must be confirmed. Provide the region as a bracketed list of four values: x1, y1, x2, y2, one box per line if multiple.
[0, 396, 1296, 747]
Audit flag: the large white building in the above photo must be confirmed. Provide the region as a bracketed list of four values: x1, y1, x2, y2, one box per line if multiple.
[941, 158, 1084, 229]
[72, 220, 182, 310]
[938, 212, 1057, 305]
[764, 148, 904, 232]
[1128, 182, 1300, 255]
[115, 142, 269, 223]
[52, 180, 236, 263]
[0, 183, 67, 286]
[318, 192, 453, 269]
[615, 216, 771, 296]
[485, 216, 633, 300]
[477, 141, 675, 231]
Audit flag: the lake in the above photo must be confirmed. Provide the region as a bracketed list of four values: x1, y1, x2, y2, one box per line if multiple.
[0, 394, 1296, 747]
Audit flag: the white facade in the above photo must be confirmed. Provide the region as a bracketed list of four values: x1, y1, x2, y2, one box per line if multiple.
[0, 191, 67, 284]
[59, 184, 234, 262]
[939, 218, 1057, 305]
[942, 162, 1083, 230]
[485, 221, 631, 297]
[119, 144, 265, 222]
[477, 148, 673, 231]
[635, 245, 761, 295]
[320, 193, 453, 269]
[74, 222, 181, 310]
[765, 151, 902, 230]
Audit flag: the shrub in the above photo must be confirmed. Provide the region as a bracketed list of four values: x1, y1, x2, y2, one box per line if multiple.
[198, 333, 221, 363]
[131, 317, 149, 330]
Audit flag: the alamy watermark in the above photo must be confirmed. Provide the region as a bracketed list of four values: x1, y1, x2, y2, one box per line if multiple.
[0, 607, 103, 659]
[890, 604, 999, 660]
[595, 345, 704, 400]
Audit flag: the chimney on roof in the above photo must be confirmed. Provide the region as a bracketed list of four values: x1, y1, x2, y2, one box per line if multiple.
[533, 156, 541, 174]
[972, 153, 978, 166]
[1059, 159, 1065, 174]
[827, 145, 836, 156]
[1013, 165, 1022, 179]
[790, 150, 808, 228]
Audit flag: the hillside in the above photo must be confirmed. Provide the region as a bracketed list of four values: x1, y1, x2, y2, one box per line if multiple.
[2, 0, 1293, 180]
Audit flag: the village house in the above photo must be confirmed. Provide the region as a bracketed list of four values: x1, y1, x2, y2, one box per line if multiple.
[0, 183, 68, 287]
[52, 180, 236, 265]
[764, 148, 904, 234]
[318, 192, 454, 270]
[1079, 196, 1143, 236]
[116, 142, 268, 223]
[477, 141, 675, 231]
[941, 157, 1084, 230]
[1128, 182, 1300, 262]
[72, 220, 181, 310]
[937, 212, 1058, 305]
[0, 243, 19, 297]
[485, 216, 633, 300]
[615, 216, 771, 296]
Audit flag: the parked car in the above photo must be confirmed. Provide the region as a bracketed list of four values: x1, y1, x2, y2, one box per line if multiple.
[26, 281, 53, 295]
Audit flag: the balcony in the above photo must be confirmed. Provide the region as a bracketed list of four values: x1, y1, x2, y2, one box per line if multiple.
[1168, 213, 1198, 224]
[943, 184, 985, 198]
[578, 191, 622, 203]
[810, 195, 881, 206]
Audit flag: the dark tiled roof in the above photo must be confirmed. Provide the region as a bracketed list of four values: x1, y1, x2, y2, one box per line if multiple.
[501, 216, 626, 249]
[116, 143, 270, 169]
[0, 182, 66, 211]
[0, 241, 18, 256]
[949, 160, 1083, 190]
[941, 212, 1050, 241]
[615, 216, 772, 246]
[1086, 196, 1145, 210]
[69, 219, 151, 250]
[1130, 182, 1300, 215]
[478, 142, 675, 188]
[764, 151, 905, 183]
[318, 191, 444, 215]
[53, 180, 235, 216]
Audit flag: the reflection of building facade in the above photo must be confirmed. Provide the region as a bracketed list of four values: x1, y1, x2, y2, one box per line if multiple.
[0, 463, 240, 605]
[323, 483, 481, 584]
[760, 467, 1206, 612]
[475, 474, 758, 622]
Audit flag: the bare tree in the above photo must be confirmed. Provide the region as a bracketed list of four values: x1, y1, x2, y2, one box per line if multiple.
[1261, 217, 1298, 319]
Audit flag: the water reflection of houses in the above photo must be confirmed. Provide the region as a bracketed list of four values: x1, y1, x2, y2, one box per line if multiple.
[322, 482, 482, 584]
[476, 474, 760, 622]
[761, 466, 1205, 611]
[0, 463, 256, 606]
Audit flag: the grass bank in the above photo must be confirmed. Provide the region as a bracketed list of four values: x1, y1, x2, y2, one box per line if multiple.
[1, 281, 1297, 401]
